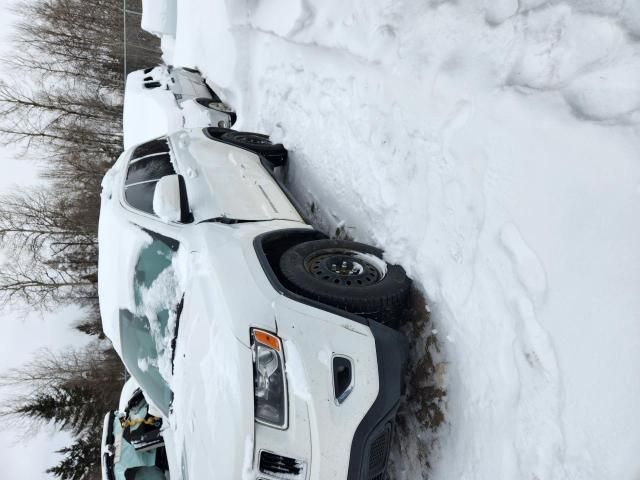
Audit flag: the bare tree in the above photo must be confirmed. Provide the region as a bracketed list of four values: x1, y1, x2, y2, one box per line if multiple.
[9, 0, 160, 90]
[0, 189, 97, 253]
[0, 79, 122, 157]
[0, 188, 99, 311]
[0, 254, 96, 310]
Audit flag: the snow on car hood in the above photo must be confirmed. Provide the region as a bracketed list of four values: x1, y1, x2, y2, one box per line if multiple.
[100, 150, 261, 478]
[168, 129, 303, 223]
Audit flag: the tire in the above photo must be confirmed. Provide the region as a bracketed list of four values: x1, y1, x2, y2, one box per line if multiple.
[220, 131, 287, 167]
[279, 239, 411, 326]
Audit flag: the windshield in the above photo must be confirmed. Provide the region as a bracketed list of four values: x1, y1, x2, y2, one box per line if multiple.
[118, 229, 182, 416]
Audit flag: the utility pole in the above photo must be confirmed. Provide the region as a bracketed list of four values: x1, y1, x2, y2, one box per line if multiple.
[123, 0, 143, 87]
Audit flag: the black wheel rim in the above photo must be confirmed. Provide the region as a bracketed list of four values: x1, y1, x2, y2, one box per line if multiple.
[303, 249, 386, 287]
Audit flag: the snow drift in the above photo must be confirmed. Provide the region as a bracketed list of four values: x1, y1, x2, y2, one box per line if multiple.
[145, 1, 640, 478]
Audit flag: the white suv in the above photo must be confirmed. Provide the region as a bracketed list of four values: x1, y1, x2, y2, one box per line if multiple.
[99, 127, 410, 480]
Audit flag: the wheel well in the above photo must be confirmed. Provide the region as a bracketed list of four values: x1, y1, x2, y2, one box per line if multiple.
[257, 229, 326, 290]
[203, 126, 234, 140]
[254, 229, 371, 327]
[204, 127, 287, 169]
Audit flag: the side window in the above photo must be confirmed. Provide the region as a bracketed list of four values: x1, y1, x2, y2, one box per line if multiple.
[118, 230, 181, 416]
[126, 155, 175, 185]
[124, 138, 176, 215]
[131, 138, 169, 158]
[124, 182, 157, 214]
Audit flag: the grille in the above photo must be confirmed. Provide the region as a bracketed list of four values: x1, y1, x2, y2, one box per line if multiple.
[366, 423, 392, 479]
[259, 450, 303, 477]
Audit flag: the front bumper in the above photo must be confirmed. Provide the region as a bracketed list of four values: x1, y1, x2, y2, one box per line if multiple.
[252, 300, 408, 480]
[346, 320, 408, 480]
[248, 229, 408, 480]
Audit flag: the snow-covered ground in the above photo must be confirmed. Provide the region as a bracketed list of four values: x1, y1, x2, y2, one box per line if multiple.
[149, 1, 640, 478]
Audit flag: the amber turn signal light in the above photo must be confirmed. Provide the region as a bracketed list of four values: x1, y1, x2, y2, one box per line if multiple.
[253, 329, 281, 352]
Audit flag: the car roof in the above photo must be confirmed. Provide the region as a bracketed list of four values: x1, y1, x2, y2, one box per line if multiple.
[98, 153, 154, 355]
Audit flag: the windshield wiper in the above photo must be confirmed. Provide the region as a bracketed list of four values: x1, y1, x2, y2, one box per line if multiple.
[171, 296, 185, 374]
[198, 217, 264, 225]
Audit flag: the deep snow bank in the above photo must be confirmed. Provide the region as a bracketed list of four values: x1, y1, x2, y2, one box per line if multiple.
[161, 1, 640, 478]
[141, 0, 177, 37]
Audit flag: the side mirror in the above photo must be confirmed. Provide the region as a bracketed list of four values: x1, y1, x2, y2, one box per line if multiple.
[153, 174, 191, 223]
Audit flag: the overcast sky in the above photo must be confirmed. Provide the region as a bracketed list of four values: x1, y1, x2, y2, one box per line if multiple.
[0, 1, 90, 478]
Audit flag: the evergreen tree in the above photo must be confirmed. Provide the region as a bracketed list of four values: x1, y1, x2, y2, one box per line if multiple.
[0, 344, 126, 478]
[13, 386, 99, 435]
[46, 432, 102, 480]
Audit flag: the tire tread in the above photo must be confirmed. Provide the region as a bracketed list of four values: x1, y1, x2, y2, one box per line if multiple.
[279, 239, 410, 326]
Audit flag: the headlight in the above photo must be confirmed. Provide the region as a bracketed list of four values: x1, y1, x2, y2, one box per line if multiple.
[251, 329, 288, 429]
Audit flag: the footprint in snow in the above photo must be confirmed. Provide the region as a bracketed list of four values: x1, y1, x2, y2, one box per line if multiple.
[499, 222, 548, 302]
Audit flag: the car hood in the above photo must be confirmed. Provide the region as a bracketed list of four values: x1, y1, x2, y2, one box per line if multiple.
[168, 129, 303, 223]
[184, 229, 280, 346]
[168, 278, 256, 479]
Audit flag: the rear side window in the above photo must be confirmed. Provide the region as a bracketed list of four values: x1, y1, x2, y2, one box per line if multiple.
[131, 138, 169, 158]
[125, 138, 176, 215]
[126, 154, 175, 185]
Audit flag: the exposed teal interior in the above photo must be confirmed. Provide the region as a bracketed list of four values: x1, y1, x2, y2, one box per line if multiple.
[111, 417, 157, 480]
